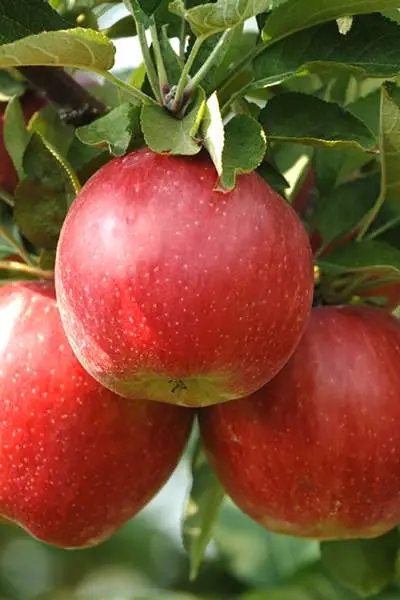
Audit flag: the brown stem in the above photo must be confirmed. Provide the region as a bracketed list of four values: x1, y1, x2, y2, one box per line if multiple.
[18, 66, 107, 126]
[0, 260, 54, 280]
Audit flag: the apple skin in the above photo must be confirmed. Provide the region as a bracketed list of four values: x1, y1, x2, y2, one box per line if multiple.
[199, 305, 400, 540]
[0, 92, 45, 194]
[0, 281, 193, 548]
[55, 148, 313, 407]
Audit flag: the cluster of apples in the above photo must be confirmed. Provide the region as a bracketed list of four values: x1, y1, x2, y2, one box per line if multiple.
[2, 137, 400, 550]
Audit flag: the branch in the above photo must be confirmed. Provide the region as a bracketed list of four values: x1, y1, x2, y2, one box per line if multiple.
[18, 66, 107, 126]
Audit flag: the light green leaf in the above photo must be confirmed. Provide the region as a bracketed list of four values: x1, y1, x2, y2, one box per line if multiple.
[262, 0, 400, 42]
[253, 15, 400, 89]
[259, 93, 376, 150]
[4, 97, 31, 180]
[141, 89, 206, 155]
[0, 0, 69, 44]
[77, 103, 141, 157]
[169, 0, 271, 36]
[380, 83, 400, 207]
[29, 105, 75, 159]
[321, 530, 400, 597]
[219, 115, 266, 190]
[0, 28, 115, 71]
[202, 92, 225, 175]
[182, 442, 225, 580]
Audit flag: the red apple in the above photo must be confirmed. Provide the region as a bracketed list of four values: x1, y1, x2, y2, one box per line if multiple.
[0, 281, 193, 548]
[55, 148, 313, 407]
[199, 305, 400, 540]
[0, 91, 45, 194]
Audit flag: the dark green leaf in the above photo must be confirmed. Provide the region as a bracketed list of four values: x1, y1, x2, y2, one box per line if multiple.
[257, 162, 290, 195]
[214, 499, 320, 588]
[321, 529, 400, 597]
[347, 89, 381, 140]
[77, 103, 141, 157]
[0, 0, 69, 43]
[262, 0, 400, 42]
[0, 71, 26, 101]
[39, 249, 56, 270]
[312, 175, 380, 249]
[219, 115, 266, 191]
[253, 15, 400, 89]
[318, 240, 400, 276]
[103, 15, 137, 39]
[158, 27, 182, 86]
[29, 104, 75, 158]
[137, 0, 163, 15]
[182, 442, 225, 580]
[3, 96, 31, 180]
[169, 0, 271, 37]
[14, 133, 75, 249]
[141, 89, 206, 155]
[259, 93, 376, 150]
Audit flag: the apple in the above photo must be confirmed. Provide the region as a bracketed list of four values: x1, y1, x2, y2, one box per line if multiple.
[199, 304, 400, 540]
[0, 281, 193, 548]
[0, 91, 45, 194]
[55, 148, 314, 407]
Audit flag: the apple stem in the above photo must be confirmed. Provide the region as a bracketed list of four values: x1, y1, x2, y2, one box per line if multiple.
[184, 29, 233, 98]
[150, 22, 169, 97]
[18, 67, 107, 126]
[170, 36, 205, 112]
[179, 2, 187, 63]
[0, 189, 15, 209]
[135, 21, 162, 103]
[0, 260, 54, 280]
[0, 226, 36, 267]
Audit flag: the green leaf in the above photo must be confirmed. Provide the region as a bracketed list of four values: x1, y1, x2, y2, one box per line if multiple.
[158, 27, 182, 86]
[29, 104, 75, 159]
[259, 93, 376, 150]
[182, 442, 225, 581]
[219, 115, 267, 191]
[137, 0, 163, 15]
[380, 83, 400, 209]
[0, 28, 115, 71]
[313, 146, 375, 196]
[141, 89, 206, 155]
[262, 0, 400, 42]
[321, 530, 400, 597]
[347, 89, 381, 140]
[14, 133, 75, 249]
[318, 240, 400, 277]
[312, 175, 380, 249]
[0, 71, 26, 101]
[103, 15, 137, 39]
[0, 0, 69, 44]
[214, 499, 320, 588]
[3, 97, 31, 180]
[39, 249, 57, 270]
[77, 103, 141, 157]
[123, 0, 152, 27]
[257, 162, 290, 195]
[359, 83, 400, 239]
[253, 15, 400, 89]
[169, 0, 271, 37]
[202, 92, 225, 176]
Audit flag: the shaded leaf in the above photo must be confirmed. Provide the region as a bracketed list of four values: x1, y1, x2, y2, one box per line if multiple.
[77, 103, 141, 157]
[321, 530, 400, 597]
[312, 175, 380, 249]
[262, 0, 400, 42]
[3, 96, 31, 180]
[0, 0, 69, 44]
[318, 240, 400, 277]
[141, 89, 206, 155]
[182, 442, 225, 580]
[253, 15, 400, 88]
[259, 93, 376, 150]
